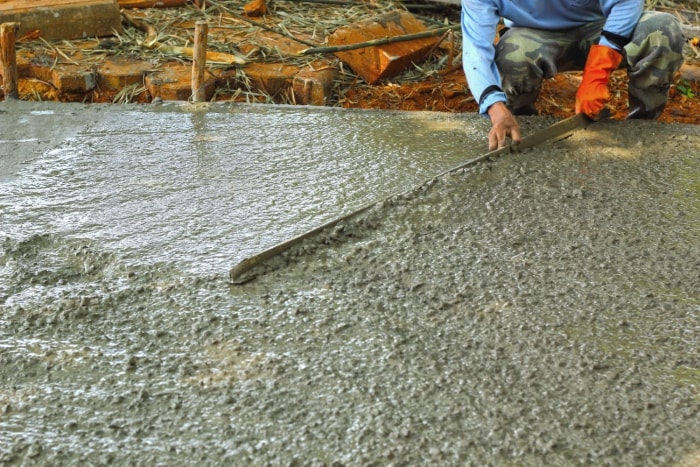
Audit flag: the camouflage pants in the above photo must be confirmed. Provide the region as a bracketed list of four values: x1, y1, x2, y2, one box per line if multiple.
[495, 11, 685, 118]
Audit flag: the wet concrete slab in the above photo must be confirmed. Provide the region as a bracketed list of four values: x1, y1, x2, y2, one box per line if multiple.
[0, 100, 530, 273]
[0, 101, 699, 465]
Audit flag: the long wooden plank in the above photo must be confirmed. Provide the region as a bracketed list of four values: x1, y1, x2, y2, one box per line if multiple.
[0, 0, 121, 41]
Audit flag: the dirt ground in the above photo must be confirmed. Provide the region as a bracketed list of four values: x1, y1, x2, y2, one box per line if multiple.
[341, 65, 700, 125]
[4, 1, 700, 125]
[335, 3, 700, 125]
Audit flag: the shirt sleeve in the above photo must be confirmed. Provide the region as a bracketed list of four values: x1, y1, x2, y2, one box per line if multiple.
[598, 0, 644, 50]
[461, 0, 506, 114]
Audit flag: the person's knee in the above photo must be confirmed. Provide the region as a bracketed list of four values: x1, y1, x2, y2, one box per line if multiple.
[631, 11, 685, 55]
[495, 38, 529, 80]
[496, 28, 562, 89]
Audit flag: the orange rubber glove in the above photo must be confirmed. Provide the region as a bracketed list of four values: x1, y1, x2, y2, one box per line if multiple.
[575, 44, 623, 118]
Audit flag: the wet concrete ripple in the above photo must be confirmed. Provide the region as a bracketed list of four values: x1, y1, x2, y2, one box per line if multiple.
[0, 103, 699, 465]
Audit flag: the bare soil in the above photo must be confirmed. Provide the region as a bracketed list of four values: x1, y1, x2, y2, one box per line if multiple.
[4, 1, 700, 125]
[341, 65, 700, 125]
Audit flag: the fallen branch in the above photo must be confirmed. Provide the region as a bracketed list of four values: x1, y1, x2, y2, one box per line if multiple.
[121, 11, 158, 37]
[118, 0, 189, 8]
[299, 24, 459, 55]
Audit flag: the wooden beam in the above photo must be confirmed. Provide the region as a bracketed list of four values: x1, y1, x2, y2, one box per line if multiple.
[0, 0, 121, 41]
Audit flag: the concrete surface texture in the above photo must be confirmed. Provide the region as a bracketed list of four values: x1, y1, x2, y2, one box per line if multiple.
[0, 101, 699, 465]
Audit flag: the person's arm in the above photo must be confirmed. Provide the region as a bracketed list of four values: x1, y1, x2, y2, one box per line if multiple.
[597, 0, 643, 51]
[461, 0, 520, 149]
[461, 0, 504, 115]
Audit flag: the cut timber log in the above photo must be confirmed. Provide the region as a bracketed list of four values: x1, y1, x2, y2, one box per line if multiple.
[0, 0, 121, 41]
[326, 11, 440, 85]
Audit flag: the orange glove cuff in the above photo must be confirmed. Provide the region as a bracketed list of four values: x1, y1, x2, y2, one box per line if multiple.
[575, 44, 624, 118]
[583, 44, 624, 76]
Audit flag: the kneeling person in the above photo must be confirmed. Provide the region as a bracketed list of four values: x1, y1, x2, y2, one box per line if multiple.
[461, 0, 685, 149]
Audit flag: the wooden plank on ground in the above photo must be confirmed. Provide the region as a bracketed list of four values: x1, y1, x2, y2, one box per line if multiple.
[327, 11, 440, 85]
[0, 0, 121, 41]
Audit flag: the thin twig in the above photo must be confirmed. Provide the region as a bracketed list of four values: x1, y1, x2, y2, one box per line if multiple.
[299, 24, 459, 55]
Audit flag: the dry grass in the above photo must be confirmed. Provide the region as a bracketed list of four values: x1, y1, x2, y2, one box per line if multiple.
[13, 0, 700, 104]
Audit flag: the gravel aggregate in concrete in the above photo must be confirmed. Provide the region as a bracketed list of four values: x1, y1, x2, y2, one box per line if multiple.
[0, 103, 698, 465]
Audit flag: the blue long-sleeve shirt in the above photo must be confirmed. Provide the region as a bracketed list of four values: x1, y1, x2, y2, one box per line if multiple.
[461, 0, 644, 114]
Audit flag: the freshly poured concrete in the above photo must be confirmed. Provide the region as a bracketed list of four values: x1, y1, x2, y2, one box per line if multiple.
[0, 101, 698, 465]
[0, 101, 502, 273]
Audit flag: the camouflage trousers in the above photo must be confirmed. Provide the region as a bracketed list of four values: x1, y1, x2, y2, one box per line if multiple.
[495, 11, 685, 118]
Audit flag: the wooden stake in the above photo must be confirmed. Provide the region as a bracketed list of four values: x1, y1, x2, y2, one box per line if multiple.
[191, 20, 208, 102]
[1, 22, 20, 100]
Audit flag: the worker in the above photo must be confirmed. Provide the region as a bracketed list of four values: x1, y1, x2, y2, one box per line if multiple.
[461, 0, 685, 150]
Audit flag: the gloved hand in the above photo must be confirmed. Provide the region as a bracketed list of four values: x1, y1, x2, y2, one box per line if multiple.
[575, 44, 623, 118]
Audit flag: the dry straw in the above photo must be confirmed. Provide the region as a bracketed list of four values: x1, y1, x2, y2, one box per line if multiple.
[14, 0, 697, 103]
